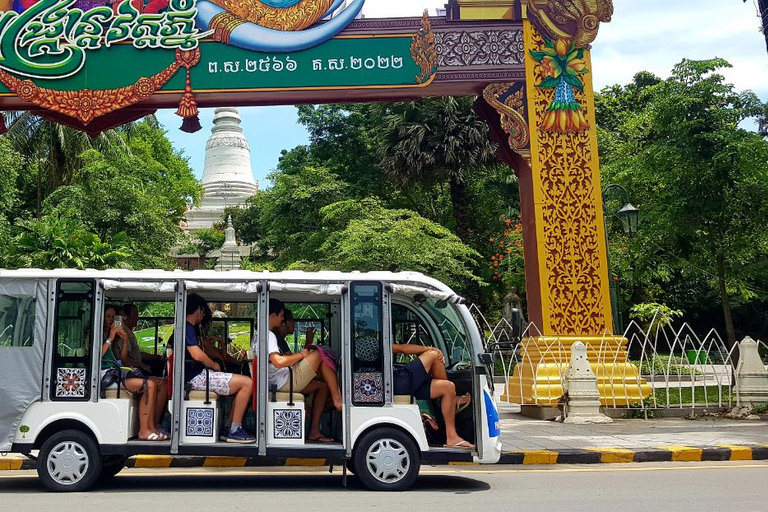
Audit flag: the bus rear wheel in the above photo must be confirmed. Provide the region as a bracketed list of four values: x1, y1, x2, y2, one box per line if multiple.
[38, 429, 102, 492]
[353, 427, 420, 491]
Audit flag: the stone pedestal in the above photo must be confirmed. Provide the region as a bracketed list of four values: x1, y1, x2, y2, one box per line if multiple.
[501, 336, 652, 406]
[562, 342, 612, 424]
[735, 336, 768, 408]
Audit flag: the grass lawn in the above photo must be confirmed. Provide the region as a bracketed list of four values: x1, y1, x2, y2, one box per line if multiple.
[135, 325, 174, 355]
[652, 385, 732, 406]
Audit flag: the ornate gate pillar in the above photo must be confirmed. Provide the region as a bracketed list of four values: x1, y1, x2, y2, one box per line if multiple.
[472, 0, 651, 405]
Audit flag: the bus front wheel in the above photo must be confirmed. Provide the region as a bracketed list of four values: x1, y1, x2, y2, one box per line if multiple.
[353, 427, 420, 491]
[38, 429, 102, 492]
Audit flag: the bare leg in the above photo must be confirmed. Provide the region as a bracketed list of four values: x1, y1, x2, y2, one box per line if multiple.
[429, 379, 472, 448]
[301, 380, 329, 440]
[304, 351, 342, 410]
[125, 378, 158, 439]
[152, 378, 168, 427]
[228, 374, 252, 425]
[418, 350, 448, 380]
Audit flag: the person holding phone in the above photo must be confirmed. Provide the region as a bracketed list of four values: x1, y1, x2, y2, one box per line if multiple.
[101, 305, 167, 441]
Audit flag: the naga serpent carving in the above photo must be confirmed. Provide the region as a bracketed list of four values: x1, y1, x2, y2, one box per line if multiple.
[196, 0, 365, 52]
[526, 0, 613, 48]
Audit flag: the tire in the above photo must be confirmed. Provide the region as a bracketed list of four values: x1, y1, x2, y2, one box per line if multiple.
[352, 427, 420, 491]
[345, 458, 356, 475]
[99, 456, 127, 481]
[37, 429, 102, 492]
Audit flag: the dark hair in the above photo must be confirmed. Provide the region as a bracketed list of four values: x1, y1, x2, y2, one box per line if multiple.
[105, 304, 119, 315]
[283, 309, 294, 323]
[186, 293, 207, 316]
[122, 303, 137, 317]
[269, 298, 285, 317]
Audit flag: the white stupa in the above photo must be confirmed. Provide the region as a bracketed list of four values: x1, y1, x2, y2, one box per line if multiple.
[184, 108, 259, 232]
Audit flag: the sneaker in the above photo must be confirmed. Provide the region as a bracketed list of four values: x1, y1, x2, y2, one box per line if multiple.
[225, 427, 256, 444]
[220, 425, 231, 442]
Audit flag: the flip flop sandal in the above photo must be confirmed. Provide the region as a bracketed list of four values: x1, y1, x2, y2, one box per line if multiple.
[141, 432, 167, 442]
[307, 435, 334, 443]
[421, 413, 439, 431]
[456, 393, 471, 414]
[444, 440, 475, 450]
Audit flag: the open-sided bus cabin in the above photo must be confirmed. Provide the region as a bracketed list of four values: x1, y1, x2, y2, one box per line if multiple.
[0, 269, 501, 491]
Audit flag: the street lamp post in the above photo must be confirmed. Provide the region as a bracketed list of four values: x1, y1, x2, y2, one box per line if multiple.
[602, 184, 640, 334]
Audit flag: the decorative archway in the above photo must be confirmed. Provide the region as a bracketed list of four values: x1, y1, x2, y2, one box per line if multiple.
[0, 0, 648, 405]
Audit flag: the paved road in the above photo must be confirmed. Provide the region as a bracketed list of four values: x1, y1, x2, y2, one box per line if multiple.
[1, 462, 766, 511]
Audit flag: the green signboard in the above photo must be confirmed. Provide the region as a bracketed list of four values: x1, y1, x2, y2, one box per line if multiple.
[0, 0, 437, 129]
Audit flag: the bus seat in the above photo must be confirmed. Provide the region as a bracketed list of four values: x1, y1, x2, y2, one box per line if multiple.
[186, 390, 219, 401]
[394, 395, 414, 405]
[103, 384, 138, 399]
[272, 391, 304, 403]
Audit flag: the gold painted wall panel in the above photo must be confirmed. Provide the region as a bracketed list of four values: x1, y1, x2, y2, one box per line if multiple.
[522, 22, 613, 336]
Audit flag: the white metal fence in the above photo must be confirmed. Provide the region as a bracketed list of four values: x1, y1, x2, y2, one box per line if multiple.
[471, 305, 768, 412]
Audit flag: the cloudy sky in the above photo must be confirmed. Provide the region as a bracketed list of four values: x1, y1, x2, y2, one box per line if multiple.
[156, 0, 768, 185]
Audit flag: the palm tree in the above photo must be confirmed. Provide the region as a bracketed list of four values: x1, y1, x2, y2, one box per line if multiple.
[2, 112, 134, 215]
[375, 96, 497, 243]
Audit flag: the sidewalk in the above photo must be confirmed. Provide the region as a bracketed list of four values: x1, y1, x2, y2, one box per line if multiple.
[497, 411, 768, 464]
[3, 408, 768, 470]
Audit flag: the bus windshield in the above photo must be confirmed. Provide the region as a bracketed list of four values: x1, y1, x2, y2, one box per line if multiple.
[421, 298, 472, 365]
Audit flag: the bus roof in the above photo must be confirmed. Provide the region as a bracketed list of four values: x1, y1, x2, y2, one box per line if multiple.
[0, 268, 457, 295]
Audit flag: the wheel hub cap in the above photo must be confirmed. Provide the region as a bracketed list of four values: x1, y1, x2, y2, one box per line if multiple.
[47, 441, 89, 485]
[366, 438, 410, 483]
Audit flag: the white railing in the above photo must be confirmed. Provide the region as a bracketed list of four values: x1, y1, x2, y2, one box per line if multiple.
[470, 305, 759, 412]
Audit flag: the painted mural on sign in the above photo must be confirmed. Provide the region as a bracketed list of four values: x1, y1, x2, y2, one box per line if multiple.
[0, 0, 437, 131]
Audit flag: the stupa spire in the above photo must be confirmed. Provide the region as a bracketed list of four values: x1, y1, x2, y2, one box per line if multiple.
[184, 108, 259, 232]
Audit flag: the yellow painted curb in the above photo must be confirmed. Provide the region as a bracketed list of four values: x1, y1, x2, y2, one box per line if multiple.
[0, 459, 24, 470]
[587, 448, 635, 463]
[448, 462, 479, 466]
[657, 446, 703, 462]
[718, 445, 753, 461]
[523, 450, 558, 465]
[203, 457, 248, 467]
[284, 458, 326, 467]
[133, 455, 174, 468]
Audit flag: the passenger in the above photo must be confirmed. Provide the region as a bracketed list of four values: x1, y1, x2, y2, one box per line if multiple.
[254, 299, 343, 413]
[198, 305, 248, 375]
[119, 304, 165, 376]
[272, 309, 333, 443]
[101, 305, 166, 441]
[113, 304, 170, 435]
[392, 344, 474, 450]
[185, 293, 255, 444]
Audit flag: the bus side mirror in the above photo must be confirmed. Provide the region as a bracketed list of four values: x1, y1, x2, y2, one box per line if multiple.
[478, 353, 495, 365]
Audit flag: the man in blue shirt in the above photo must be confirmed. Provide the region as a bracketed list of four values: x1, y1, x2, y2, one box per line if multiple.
[185, 293, 255, 443]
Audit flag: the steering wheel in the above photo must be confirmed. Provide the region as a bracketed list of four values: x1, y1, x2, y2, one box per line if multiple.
[446, 360, 471, 372]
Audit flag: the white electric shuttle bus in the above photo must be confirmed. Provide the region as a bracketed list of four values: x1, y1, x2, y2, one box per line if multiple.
[0, 269, 501, 491]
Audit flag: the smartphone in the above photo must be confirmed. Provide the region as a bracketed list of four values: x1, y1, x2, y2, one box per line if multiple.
[114, 315, 124, 328]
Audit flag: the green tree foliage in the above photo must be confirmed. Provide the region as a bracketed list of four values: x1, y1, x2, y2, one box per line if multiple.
[374, 97, 498, 243]
[6, 216, 132, 270]
[275, 101, 517, 308]
[194, 227, 226, 255]
[243, 165, 349, 265]
[597, 59, 768, 345]
[3, 112, 130, 213]
[0, 118, 200, 270]
[317, 198, 482, 290]
[0, 138, 25, 249]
